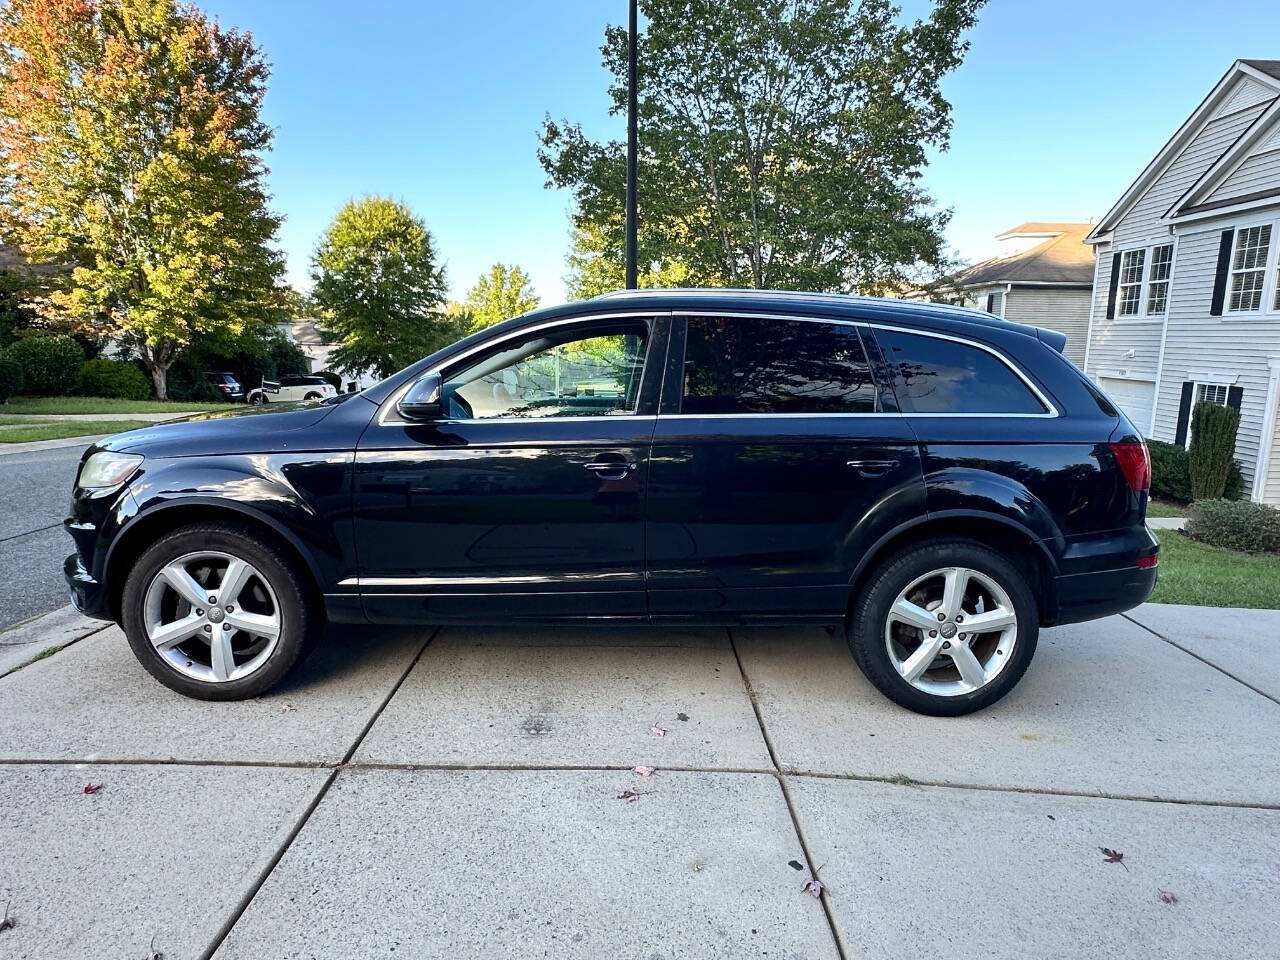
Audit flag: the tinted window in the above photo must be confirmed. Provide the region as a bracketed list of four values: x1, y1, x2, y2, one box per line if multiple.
[876, 329, 1046, 414]
[681, 316, 876, 414]
[444, 322, 648, 419]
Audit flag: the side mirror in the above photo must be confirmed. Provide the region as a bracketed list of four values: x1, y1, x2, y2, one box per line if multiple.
[397, 373, 443, 421]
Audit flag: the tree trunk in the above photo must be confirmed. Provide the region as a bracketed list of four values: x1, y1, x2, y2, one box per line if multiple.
[148, 363, 168, 401]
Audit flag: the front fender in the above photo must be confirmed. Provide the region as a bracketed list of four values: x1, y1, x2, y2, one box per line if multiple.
[103, 452, 356, 596]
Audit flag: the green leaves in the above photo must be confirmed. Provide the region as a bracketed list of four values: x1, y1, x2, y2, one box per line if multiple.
[463, 263, 540, 331]
[0, 0, 284, 398]
[540, 0, 985, 294]
[310, 197, 453, 380]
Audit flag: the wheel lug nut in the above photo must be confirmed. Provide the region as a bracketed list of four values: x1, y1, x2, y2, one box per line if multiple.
[955, 615, 964, 623]
[942, 641, 951, 649]
[208, 596, 216, 605]
[203, 625, 211, 632]
[929, 630, 937, 638]
[196, 609, 204, 616]
[225, 604, 234, 612]
[937, 612, 946, 622]
[222, 624, 231, 631]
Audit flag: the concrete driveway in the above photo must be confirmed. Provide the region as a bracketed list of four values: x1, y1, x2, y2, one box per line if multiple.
[0, 605, 1277, 959]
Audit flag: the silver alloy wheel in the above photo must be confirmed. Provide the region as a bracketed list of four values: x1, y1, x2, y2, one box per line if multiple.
[884, 566, 1018, 697]
[142, 550, 282, 683]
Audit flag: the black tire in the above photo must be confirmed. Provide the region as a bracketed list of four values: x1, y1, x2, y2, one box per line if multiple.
[847, 539, 1039, 717]
[120, 522, 318, 701]
[303, 392, 321, 401]
[251, 393, 266, 405]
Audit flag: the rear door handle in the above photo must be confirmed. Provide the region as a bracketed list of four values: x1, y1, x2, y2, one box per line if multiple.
[585, 461, 637, 479]
[846, 459, 896, 477]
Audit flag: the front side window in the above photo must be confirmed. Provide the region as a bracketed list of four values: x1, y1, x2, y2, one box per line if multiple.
[681, 315, 876, 414]
[1146, 244, 1173, 314]
[1117, 249, 1145, 316]
[1228, 225, 1271, 312]
[443, 322, 648, 419]
[877, 329, 1048, 415]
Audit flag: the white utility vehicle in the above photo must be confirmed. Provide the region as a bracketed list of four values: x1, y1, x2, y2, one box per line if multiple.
[246, 374, 336, 405]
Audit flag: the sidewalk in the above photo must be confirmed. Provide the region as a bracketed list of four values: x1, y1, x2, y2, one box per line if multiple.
[0, 606, 1276, 958]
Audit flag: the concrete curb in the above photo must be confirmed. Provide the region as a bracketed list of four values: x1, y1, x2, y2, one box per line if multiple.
[1147, 517, 1187, 530]
[0, 434, 111, 456]
[0, 603, 112, 678]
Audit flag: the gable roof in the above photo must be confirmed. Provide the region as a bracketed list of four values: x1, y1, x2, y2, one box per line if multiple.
[1087, 60, 1280, 243]
[1167, 95, 1280, 219]
[952, 223, 1094, 287]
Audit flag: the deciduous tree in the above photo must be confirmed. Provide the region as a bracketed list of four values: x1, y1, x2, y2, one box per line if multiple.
[310, 197, 452, 380]
[0, 0, 286, 398]
[540, 0, 985, 294]
[463, 262, 540, 330]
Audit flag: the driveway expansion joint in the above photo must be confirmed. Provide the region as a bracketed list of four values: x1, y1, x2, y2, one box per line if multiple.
[1122, 612, 1280, 708]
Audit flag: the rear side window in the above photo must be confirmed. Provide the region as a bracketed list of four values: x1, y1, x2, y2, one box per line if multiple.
[875, 329, 1047, 414]
[681, 316, 877, 414]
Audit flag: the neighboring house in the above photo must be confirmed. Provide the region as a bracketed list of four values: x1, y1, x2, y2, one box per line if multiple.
[275, 318, 377, 391]
[942, 223, 1095, 365]
[1083, 59, 1280, 504]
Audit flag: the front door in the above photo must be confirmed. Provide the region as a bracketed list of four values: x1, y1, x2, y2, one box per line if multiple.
[646, 313, 925, 622]
[353, 314, 667, 623]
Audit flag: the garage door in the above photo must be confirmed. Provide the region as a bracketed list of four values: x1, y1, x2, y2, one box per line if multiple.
[1097, 377, 1155, 433]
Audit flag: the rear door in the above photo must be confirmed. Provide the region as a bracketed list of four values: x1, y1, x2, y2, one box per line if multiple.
[645, 313, 925, 623]
[353, 314, 667, 623]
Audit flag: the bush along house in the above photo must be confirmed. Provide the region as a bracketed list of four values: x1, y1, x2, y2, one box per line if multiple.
[1084, 59, 1280, 505]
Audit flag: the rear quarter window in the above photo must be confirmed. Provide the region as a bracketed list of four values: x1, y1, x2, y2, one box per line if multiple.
[875, 329, 1047, 415]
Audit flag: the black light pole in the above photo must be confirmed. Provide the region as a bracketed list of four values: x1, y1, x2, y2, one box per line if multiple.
[624, 0, 639, 289]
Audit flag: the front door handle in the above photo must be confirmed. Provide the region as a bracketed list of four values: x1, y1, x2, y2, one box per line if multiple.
[846, 459, 896, 478]
[584, 461, 637, 479]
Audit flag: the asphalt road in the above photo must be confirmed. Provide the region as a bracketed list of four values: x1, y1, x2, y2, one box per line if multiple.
[0, 443, 89, 629]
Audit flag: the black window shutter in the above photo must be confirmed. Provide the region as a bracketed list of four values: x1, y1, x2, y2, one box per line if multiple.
[1174, 381, 1194, 445]
[1227, 385, 1243, 411]
[1105, 252, 1121, 319]
[1210, 229, 1234, 316]
[986, 293, 995, 313]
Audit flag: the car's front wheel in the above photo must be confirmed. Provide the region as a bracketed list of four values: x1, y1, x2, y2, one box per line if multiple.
[120, 522, 317, 700]
[848, 539, 1039, 716]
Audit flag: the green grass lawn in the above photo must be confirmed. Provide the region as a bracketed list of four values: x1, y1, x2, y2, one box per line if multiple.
[1149, 530, 1280, 609]
[1146, 498, 1188, 518]
[2, 396, 228, 415]
[0, 419, 156, 443]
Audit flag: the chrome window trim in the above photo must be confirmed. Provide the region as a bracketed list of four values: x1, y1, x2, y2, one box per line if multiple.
[378, 311, 664, 427]
[675, 310, 1060, 419]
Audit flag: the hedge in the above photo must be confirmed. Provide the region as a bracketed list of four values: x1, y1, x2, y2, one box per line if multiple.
[7, 335, 84, 395]
[79, 358, 152, 400]
[1150, 436, 1244, 504]
[0, 351, 23, 403]
[1185, 499, 1280, 554]
[1188, 401, 1240, 500]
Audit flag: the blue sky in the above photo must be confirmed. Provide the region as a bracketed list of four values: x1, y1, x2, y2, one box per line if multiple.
[202, 0, 1280, 303]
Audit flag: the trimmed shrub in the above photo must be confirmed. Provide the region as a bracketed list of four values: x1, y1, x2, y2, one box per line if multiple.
[79, 358, 152, 400]
[0, 351, 24, 402]
[1147, 439, 1192, 503]
[1185, 499, 1280, 554]
[1187, 402, 1240, 501]
[8, 334, 84, 395]
[1224, 459, 1246, 501]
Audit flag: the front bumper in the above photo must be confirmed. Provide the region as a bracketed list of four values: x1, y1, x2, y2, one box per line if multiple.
[64, 550, 112, 620]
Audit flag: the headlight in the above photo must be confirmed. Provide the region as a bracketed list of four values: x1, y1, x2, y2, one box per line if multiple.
[78, 451, 144, 489]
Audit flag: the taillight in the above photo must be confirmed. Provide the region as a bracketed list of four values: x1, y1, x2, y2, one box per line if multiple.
[1110, 440, 1151, 493]
[1136, 554, 1158, 569]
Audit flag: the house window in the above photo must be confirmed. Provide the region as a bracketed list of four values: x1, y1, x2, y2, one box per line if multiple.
[1117, 249, 1145, 316]
[985, 291, 1003, 316]
[1227, 224, 1271, 312]
[1146, 244, 1173, 314]
[1197, 382, 1229, 407]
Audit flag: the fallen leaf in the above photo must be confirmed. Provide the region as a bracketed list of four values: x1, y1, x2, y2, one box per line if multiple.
[650, 724, 667, 737]
[279, 702, 296, 714]
[787, 860, 804, 871]
[632, 765, 655, 778]
[692, 860, 707, 873]
[145, 934, 163, 959]
[0, 899, 13, 932]
[1099, 847, 1128, 870]
[676, 712, 690, 722]
[1047, 814, 1055, 820]
[84, 783, 104, 795]
[617, 788, 643, 803]
[801, 877, 824, 898]
[1159, 890, 1178, 905]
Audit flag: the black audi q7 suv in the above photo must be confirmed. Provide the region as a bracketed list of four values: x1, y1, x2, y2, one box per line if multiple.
[64, 290, 1158, 715]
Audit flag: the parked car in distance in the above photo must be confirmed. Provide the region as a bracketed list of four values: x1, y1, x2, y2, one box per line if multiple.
[64, 290, 1158, 715]
[204, 371, 245, 402]
[246, 374, 336, 405]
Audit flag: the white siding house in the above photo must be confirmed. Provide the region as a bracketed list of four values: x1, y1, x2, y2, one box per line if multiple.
[1084, 59, 1280, 504]
[944, 223, 1095, 365]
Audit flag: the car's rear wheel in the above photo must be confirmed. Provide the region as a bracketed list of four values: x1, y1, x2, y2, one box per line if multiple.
[250, 393, 266, 405]
[304, 391, 322, 401]
[848, 539, 1038, 716]
[121, 523, 316, 700]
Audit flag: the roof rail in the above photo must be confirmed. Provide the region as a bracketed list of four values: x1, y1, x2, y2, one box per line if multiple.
[591, 286, 981, 318]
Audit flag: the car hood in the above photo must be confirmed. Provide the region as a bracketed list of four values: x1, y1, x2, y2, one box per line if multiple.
[95, 399, 362, 459]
